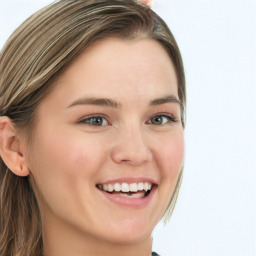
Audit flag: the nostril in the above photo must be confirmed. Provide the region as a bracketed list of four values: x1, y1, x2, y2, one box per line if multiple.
[110, 131, 152, 165]
[111, 150, 152, 166]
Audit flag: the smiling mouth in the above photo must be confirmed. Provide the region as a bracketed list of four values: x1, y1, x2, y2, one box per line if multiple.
[96, 182, 155, 198]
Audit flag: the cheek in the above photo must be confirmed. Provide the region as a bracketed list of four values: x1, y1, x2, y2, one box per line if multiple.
[150, 129, 184, 219]
[27, 130, 107, 208]
[159, 130, 184, 178]
[30, 128, 106, 177]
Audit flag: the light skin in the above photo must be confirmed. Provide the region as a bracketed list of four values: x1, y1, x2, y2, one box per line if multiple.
[0, 37, 184, 256]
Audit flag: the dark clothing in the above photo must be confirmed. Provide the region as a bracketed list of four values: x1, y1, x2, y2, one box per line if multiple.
[152, 252, 160, 256]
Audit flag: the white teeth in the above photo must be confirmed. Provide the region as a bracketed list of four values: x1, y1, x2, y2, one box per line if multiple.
[138, 182, 144, 191]
[114, 183, 121, 192]
[108, 184, 114, 192]
[121, 183, 129, 192]
[144, 182, 148, 191]
[100, 182, 153, 193]
[129, 183, 138, 192]
[144, 182, 152, 191]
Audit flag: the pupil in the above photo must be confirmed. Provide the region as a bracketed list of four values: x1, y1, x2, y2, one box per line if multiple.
[91, 117, 102, 126]
[152, 116, 162, 125]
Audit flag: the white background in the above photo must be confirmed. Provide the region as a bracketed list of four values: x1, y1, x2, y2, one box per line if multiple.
[0, 1, 255, 255]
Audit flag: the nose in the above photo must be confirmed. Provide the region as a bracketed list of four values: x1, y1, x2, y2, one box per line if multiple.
[111, 124, 153, 166]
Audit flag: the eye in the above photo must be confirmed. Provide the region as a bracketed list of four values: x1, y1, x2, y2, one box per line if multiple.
[148, 114, 176, 125]
[78, 116, 109, 126]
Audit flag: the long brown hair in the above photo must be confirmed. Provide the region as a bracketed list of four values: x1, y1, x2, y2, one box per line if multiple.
[0, 1, 186, 255]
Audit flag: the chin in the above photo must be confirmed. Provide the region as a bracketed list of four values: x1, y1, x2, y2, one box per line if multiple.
[108, 231, 152, 245]
[100, 217, 155, 245]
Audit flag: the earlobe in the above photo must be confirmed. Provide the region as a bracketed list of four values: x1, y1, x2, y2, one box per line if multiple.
[0, 116, 30, 177]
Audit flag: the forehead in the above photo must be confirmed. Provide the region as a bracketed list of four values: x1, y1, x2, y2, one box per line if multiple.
[41, 37, 178, 109]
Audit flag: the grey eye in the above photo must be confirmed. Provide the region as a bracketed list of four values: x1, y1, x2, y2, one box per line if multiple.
[149, 115, 175, 125]
[80, 116, 108, 126]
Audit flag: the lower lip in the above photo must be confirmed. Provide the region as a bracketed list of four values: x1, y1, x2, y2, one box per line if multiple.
[99, 186, 157, 209]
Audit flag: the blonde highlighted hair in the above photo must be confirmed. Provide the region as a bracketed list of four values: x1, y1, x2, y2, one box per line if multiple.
[0, 1, 185, 255]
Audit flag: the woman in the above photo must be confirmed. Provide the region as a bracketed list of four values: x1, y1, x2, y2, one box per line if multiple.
[0, 0, 185, 255]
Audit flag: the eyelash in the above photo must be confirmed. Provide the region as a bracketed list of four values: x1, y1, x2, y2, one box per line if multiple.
[77, 114, 177, 127]
[78, 116, 109, 126]
[147, 114, 177, 125]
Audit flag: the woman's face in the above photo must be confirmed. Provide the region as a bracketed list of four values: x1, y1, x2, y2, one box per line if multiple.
[26, 37, 184, 245]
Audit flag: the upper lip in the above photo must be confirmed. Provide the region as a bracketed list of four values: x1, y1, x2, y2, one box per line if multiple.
[97, 177, 158, 186]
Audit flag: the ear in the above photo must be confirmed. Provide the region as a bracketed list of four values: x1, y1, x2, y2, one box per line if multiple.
[0, 116, 30, 177]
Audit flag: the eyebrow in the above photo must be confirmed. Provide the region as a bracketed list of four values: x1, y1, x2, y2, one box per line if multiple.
[67, 95, 182, 109]
[67, 97, 120, 109]
[149, 95, 182, 107]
